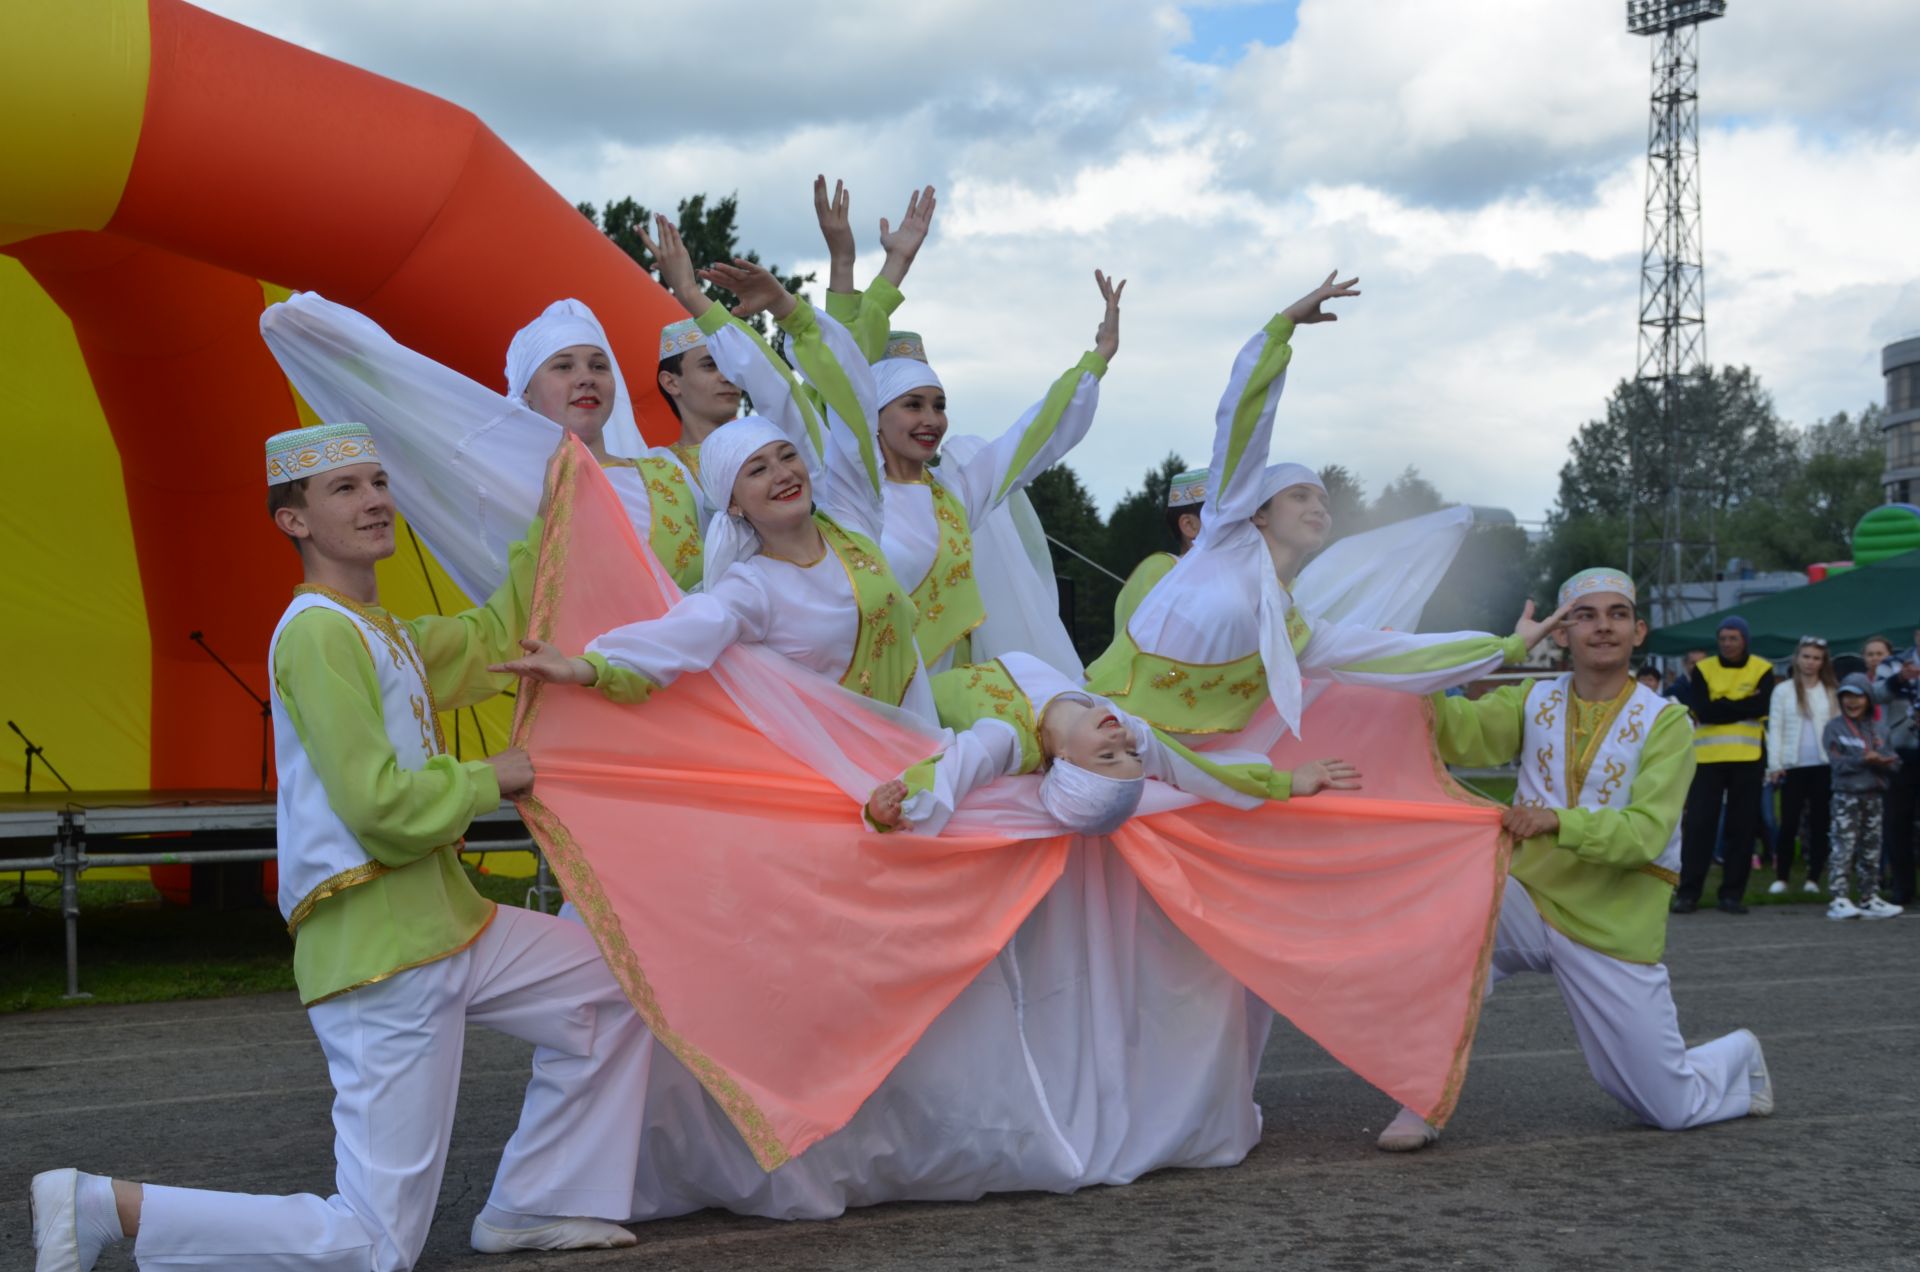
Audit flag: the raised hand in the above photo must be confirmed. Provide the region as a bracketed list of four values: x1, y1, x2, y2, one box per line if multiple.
[1502, 804, 1561, 840]
[814, 175, 856, 292]
[1092, 269, 1127, 362]
[1292, 757, 1361, 798]
[699, 258, 799, 322]
[867, 778, 909, 829]
[878, 185, 937, 286]
[1282, 270, 1361, 326]
[488, 638, 596, 685]
[636, 214, 704, 314]
[1512, 599, 1573, 651]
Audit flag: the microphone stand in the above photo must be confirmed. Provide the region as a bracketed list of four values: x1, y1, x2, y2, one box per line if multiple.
[8, 720, 69, 909]
[189, 631, 271, 791]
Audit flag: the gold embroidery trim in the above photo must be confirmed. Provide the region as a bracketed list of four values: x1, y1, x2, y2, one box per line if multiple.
[1563, 680, 1634, 805]
[302, 902, 498, 1006]
[285, 858, 394, 934]
[292, 583, 448, 756]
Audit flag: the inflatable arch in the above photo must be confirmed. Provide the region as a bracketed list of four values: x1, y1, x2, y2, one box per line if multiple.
[1, 0, 684, 797]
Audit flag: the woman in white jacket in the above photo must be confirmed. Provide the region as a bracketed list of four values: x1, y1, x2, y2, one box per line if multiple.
[1767, 636, 1840, 894]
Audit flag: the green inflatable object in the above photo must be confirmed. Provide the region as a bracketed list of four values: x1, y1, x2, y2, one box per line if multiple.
[1854, 504, 1920, 566]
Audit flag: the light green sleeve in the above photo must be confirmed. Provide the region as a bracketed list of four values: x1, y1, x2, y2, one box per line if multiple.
[274, 610, 500, 868]
[580, 652, 659, 706]
[1429, 682, 1531, 768]
[1556, 706, 1695, 870]
[777, 298, 888, 536]
[827, 275, 906, 364]
[1113, 553, 1177, 635]
[1207, 313, 1296, 526]
[1146, 727, 1292, 804]
[405, 517, 543, 713]
[1300, 619, 1527, 697]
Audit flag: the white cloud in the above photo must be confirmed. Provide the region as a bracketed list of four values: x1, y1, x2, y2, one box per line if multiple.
[189, 0, 1920, 524]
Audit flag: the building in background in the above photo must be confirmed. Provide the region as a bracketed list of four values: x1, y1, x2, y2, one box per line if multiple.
[1884, 336, 1920, 504]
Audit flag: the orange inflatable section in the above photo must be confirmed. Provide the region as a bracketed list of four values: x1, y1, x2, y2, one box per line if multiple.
[2, 0, 685, 791]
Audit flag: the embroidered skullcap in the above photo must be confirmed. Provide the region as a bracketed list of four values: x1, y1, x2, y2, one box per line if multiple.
[1558, 567, 1637, 610]
[659, 318, 706, 363]
[1258, 462, 1327, 504]
[1166, 468, 1210, 508]
[265, 422, 379, 486]
[1038, 758, 1146, 836]
[873, 331, 942, 410]
[696, 416, 795, 587]
[502, 300, 636, 438]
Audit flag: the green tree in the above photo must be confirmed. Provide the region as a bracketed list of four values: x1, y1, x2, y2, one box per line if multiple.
[1103, 452, 1190, 579]
[578, 192, 814, 336]
[1371, 465, 1445, 525]
[1025, 463, 1119, 660]
[1724, 405, 1887, 569]
[1319, 463, 1369, 542]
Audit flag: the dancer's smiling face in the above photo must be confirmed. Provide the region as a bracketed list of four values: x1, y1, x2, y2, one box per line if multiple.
[1551, 592, 1645, 675]
[1252, 483, 1332, 556]
[524, 345, 616, 444]
[728, 440, 812, 533]
[272, 462, 396, 564]
[878, 385, 948, 468]
[1040, 695, 1144, 780]
[658, 347, 741, 427]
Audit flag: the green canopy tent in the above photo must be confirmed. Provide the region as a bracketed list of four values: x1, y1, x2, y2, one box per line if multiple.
[1646, 548, 1920, 661]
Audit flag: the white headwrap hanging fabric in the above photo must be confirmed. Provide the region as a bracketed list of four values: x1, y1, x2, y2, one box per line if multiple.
[1037, 759, 1146, 836]
[1242, 460, 1333, 741]
[1258, 461, 1326, 504]
[503, 299, 646, 458]
[696, 415, 791, 588]
[872, 358, 943, 412]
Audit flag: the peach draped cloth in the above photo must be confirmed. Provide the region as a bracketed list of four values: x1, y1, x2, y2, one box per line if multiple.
[513, 439, 1510, 1169]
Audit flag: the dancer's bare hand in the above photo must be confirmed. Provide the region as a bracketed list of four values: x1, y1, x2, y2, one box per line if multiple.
[700, 258, 798, 321]
[636, 215, 705, 314]
[814, 175, 855, 292]
[1513, 599, 1574, 650]
[1093, 269, 1126, 362]
[1283, 271, 1361, 325]
[867, 778, 909, 829]
[878, 185, 937, 286]
[485, 748, 536, 798]
[1502, 804, 1561, 840]
[1292, 758, 1361, 798]
[489, 639, 597, 685]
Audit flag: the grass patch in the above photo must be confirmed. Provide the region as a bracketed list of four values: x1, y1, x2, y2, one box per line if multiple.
[0, 865, 547, 1014]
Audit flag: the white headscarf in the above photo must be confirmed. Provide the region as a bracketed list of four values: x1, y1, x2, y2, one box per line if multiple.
[696, 415, 792, 587]
[872, 358, 943, 412]
[1038, 760, 1146, 836]
[1250, 461, 1329, 740]
[503, 299, 645, 457]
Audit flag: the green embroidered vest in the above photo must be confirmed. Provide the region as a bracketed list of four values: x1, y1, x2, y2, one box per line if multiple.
[1083, 607, 1312, 735]
[908, 478, 987, 667]
[929, 659, 1044, 774]
[819, 513, 921, 707]
[623, 455, 704, 593]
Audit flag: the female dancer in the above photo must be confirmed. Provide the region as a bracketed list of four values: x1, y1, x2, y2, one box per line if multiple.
[1084, 273, 1567, 742]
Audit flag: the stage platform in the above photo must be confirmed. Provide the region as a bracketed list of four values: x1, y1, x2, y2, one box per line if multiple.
[0, 789, 544, 1000]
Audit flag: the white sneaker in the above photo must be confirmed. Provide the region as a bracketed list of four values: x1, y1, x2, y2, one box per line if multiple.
[471, 1214, 637, 1254]
[1861, 897, 1904, 920]
[1766, 880, 1788, 895]
[1802, 880, 1822, 895]
[1737, 1029, 1773, 1117]
[1375, 1105, 1441, 1152]
[30, 1169, 84, 1272]
[1828, 897, 1862, 920]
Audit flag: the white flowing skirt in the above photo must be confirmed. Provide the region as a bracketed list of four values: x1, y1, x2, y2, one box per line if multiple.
[597, 841, 1273, 1222]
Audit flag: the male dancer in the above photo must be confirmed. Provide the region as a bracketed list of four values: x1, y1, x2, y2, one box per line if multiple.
[31, 423, 649, 1270]
[1375, 569, 1772, 1152]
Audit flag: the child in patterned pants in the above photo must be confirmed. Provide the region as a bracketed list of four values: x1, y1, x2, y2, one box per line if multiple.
[1825, 674, 1903, 920]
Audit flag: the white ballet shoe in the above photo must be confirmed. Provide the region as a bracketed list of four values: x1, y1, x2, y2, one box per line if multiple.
[471, 1214, 637, 1254]
[1376, 1105, 1441, 1152]
[30, 1169, 88, 1272]
[1739, 1029, 1773, 1117]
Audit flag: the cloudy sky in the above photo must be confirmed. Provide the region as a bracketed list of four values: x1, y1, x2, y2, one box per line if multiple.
[200, 0, 1920, 523]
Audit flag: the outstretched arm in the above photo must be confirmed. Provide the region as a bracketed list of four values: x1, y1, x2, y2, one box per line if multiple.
[1197, 271, 1360, 543]
[871, 720, 1024, 834]
[1297, 600, 1562, 697]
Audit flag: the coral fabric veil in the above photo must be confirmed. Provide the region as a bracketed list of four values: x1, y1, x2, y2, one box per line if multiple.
[514, 439, 1509, 1169]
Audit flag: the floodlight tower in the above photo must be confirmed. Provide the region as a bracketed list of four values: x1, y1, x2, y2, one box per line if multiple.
[1626, 0, 1725, 627]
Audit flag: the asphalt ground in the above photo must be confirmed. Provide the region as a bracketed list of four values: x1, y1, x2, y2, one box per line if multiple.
[3, 904, 1916, 1272]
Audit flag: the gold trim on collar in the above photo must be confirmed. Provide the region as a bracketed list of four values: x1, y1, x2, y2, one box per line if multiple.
[285, 859, 392, 934]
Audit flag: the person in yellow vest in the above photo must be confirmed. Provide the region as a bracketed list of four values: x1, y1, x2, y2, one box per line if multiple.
[1373, 568, 1772, 1152]
[1672, 615, 1777, 914]
[31, 424, 654, 1270]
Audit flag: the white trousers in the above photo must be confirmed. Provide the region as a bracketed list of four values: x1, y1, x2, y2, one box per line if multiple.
[1490, 875, 1755, 1130]
[133, 905, 649, 1271]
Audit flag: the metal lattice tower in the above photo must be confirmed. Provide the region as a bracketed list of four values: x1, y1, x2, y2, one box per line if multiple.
[1626, 0, 1725, 627]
